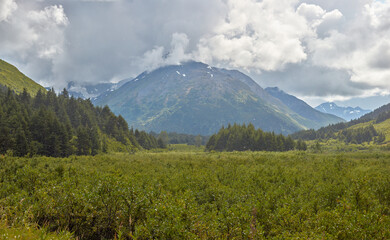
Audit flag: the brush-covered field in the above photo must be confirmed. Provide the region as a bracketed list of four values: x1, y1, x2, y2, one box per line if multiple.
[1, 148, 390, 239]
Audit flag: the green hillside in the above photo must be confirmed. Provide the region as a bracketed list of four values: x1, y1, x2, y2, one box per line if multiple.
[0, 59, 46, 96]
[291, 102, 390, 145]
[345, 118, 390, 143]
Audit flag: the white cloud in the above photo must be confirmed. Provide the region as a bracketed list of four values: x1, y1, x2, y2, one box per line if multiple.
[195, 0, 310, 71]
[364, 0, 390, 29]
[1, 0, 390, 106]
[27, 5, 69, 59]
[0, 2, 69, 86]
[168, 33, 192, 65]
[138, 33, 193, 72]
[0, 0, 17, 22]
[296, 3, 325, 21]
[305, 0, 390, 95]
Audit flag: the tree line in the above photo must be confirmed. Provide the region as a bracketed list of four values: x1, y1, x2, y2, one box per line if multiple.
[291, 122, 385, 144]
[339, 125, 385, 144]
[206, 123, 307, 152]
[0, 87, 162, 157]
[150, 131, 209, 146]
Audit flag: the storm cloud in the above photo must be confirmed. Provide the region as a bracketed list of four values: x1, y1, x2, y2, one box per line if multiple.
[1, 0, 390, 107]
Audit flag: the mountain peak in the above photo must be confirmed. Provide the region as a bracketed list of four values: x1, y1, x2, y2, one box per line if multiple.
[94, 62, 346, 135]
[315, 102, 371, 121]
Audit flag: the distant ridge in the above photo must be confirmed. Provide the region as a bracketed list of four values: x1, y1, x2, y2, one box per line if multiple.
[265, 87, 344, 129]
[315, 102, 371, 121]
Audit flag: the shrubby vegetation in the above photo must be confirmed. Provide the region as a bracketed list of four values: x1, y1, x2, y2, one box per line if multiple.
[206, 123, 307, 152]
[0, 87, 161, 157]
[0, 221, 73, 240]
[1, 151, 390, 239]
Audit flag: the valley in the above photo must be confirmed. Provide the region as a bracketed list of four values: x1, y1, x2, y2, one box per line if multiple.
[2, 0, 390, 238]
[1, 59, 390, 239]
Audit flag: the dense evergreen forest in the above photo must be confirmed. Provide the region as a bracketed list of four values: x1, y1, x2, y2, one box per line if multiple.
[0, 87, 161, 157]
[206, 123, 307, 152]
[150, 131, 209, 146]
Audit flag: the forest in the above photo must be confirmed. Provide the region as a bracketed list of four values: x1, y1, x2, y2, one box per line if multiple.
[0, 87, 162, 157]
[206, 123, 307, 152]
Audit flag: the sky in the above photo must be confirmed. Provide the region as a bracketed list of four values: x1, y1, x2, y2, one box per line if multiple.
[1, 0, 390, 109]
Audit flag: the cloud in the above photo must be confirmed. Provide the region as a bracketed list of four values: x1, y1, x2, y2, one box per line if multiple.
[258, 63, 370, 98]
[369, 41, 390, 69]
[0, 1, 68, 86]
[296, 3, 325, 21]
[1, 0, 390, 108]
[136, 33, 193, 72]
[0, 0, 17, 22]
[25, 0, 227, 88]
[195, 0, 310, 71]
[305, 0, 390, 94]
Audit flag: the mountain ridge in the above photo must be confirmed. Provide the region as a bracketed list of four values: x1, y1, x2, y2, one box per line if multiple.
[315, 102, 371, 121]
[265, 87, 345, 129]
[94, 61, 344, 135]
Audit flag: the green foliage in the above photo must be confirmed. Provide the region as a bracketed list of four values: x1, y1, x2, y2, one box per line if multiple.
[293, 122, 385, 145]
[1, 152, 390, 239]
[0, 87, 159, 157]
[133, 128, 162, 150]
[151, 132, 209, 146]
[339, 125, 380, 144]
[0, 221, 74, 240]
[0, 59, 46, 96]
[376, 110, 390, 124]
[206, 123, 305, 152]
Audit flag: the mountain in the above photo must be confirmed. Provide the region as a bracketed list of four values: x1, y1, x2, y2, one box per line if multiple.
[265, 87, 344, 129]
[0, 59, 46, 96]
[94, 61, 342, 135]
[315, 102, 371, 121]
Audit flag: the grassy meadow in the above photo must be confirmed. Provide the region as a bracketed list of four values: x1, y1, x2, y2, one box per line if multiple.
[1, 148, 390, 239]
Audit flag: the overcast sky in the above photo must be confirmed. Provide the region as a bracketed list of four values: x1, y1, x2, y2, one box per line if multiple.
[1, 0, 390, 109]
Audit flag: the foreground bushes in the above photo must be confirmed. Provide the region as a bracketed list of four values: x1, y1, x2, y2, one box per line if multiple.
[1, 152, 390, 239]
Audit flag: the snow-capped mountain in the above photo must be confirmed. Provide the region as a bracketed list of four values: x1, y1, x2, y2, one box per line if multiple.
[315, 102, 371, 121]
